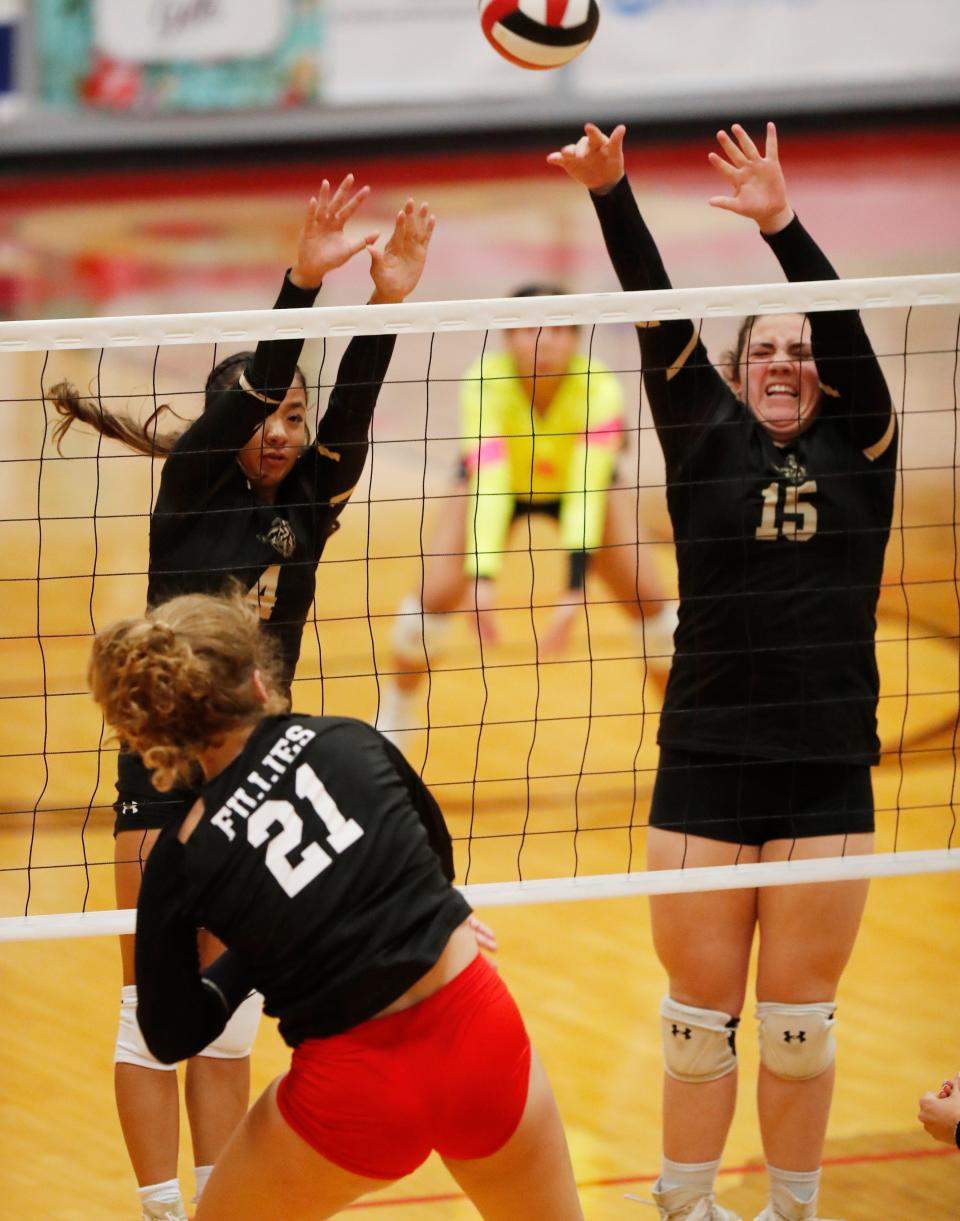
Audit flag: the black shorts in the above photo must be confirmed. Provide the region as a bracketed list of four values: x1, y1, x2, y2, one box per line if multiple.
[649, 748, 875, 846]
[113, 748, 199, 837]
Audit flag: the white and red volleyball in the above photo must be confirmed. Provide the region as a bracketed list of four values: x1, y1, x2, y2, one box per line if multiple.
[479, 1, 600, 70]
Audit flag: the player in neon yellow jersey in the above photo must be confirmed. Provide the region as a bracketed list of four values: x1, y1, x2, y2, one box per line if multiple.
[378, 283, 676, 748]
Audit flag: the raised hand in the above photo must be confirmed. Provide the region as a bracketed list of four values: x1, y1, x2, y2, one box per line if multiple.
[290, 174, 379, 289]
[368, 199, 436, 305]
[708, 122, 794, 234]
[546, 122, 626, 194]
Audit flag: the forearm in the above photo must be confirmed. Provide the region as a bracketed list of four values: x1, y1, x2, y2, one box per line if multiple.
[590, 175, 672, 293]
[135, 839, 235, 1063]
[464, 485, 513, 580]
[761, 214, 838, 284]
[590, 176, 724, 460]
[764, 217, 892, 431]
[245, 271, 320, 401]
[326, 332, 397, 421]
[161, 272, 320, 503]
[304, 333, 399, 506]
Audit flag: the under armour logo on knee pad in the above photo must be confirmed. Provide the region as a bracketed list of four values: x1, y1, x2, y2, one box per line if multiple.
[782, 1030, 807, 1043]
[671, 1024, 692, 1040]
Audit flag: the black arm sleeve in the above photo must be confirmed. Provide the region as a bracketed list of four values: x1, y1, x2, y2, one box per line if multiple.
[159, 273, 320, 512]
[590, 176, 730, 469]
[380, 735, 457, 881]
[762, 216, 893, 451]
[299, 333, 398, 517]
[135, 830, 246, 1063]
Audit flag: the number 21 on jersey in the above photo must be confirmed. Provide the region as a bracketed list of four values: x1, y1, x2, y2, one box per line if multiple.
[755, 479, 818, 542]
[246, 762, 363, 898]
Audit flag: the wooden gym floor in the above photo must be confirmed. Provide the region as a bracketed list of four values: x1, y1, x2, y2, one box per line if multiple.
[1, 121, 959, 1218]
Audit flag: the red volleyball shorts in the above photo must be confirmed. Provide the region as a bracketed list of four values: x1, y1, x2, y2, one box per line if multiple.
[275, 954, 531, 1180]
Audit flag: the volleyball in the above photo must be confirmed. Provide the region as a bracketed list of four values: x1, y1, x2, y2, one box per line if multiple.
[478, 0, 600, 71]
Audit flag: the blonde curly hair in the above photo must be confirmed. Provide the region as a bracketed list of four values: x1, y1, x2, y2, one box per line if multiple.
[89, 590, 287, 792]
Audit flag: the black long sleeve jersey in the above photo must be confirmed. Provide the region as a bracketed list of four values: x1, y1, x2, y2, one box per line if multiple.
[592, 178, 896, 764]
[148, 274, 396, 686]
[135, 715, 472, 1063]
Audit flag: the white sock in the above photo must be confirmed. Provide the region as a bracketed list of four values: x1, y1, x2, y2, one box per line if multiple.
[193, 1164, 214, 1202]
[768, 1164, 820, 1205]
[657, 1156, 721, 1195]
[376, 683, 419, 737]
[137, 1179, 184, 1208]
[635, 600, 678, 661]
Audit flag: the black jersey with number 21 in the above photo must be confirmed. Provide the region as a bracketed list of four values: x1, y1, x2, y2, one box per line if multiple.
[136, 716, 471, 1049]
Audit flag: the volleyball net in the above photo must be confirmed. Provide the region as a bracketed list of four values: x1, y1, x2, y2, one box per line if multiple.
[1, 273, 959, 942]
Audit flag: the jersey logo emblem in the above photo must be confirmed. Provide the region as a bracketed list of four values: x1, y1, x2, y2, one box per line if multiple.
[260, 516, 296, 559]
[773, 452, 807, 485]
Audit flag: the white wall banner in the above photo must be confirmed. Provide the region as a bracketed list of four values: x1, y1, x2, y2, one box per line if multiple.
[572, 0, 960, 101]
[324, 0, 558, 104]
[93, 0, 291, 63]
[322, 0, 960, 112]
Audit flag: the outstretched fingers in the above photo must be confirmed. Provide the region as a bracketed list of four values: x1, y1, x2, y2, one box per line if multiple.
[394, 198, 436, 248]
[707, 150, 740, 182]
[333, 183, 371, 225]
[546, 121, 625, 191]
[730, 122, 761, 160]
[715, 128, 748, 166]
[764, 120, 779, 162]
[413, 200, 436, 243]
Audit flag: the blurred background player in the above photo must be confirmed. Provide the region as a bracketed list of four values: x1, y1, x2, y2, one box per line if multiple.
[87, 589, 585, 1221]
[376, 283, 677, 750]
[50, 176, 435, 1220]
[549, 121, 895, 1221]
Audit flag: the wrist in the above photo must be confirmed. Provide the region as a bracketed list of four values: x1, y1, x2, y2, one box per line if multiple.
[289, 267, 324, 291]
[368, 289, 403, 305]
[758, 206, 795, 236]
[589, 174, 624, 198]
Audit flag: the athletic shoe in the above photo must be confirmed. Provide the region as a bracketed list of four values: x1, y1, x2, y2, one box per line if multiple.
[753, 1181, 842, 1221]
[141, 1199, 188, 1221]
[644, 1183, 743, 1220]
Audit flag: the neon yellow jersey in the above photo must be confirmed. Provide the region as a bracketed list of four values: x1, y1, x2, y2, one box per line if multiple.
[460, 351, 625, 580]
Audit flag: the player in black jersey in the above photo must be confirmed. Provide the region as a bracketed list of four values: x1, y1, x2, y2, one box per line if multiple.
[87, 591, 584, 1221]
[549, 123, 895, 1221]
[52, 175, 435, 1220]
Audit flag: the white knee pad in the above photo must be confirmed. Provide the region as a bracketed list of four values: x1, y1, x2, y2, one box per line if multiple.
[757, 1001, 836, 1081]
[197, 991, 262, 1060]
[392, 595, 454, 665]
[660, 996, 739, 1083]
[115, 984, 176, 1070]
